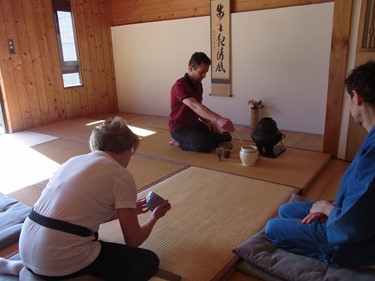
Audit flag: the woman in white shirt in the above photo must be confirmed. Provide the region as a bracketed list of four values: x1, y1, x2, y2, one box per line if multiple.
[18, 116, 171, 280]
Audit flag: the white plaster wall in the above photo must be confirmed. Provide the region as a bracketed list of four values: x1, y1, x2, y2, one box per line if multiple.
[112, 3, 334, 134]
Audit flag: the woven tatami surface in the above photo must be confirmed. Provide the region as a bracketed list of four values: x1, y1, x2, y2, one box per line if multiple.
[137, 130, 330, 190]
[99, 167, 295, 281]
[29, 138, 187, 192]
[30, 118, 103, 142]
[8, 183, 46, 207]
[26, 117, 330, 190]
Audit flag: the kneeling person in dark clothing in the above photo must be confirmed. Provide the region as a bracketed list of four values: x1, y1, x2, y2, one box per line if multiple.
[169, 52, 235, 152]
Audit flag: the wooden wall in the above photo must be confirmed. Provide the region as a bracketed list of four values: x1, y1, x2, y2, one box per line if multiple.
[0, 0, 118, 133]
[111, 0, 333, 26]
[0, 0, 354, 158]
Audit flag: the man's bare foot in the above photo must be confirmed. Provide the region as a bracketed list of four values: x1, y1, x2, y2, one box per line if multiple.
[169, 138, 180, 147]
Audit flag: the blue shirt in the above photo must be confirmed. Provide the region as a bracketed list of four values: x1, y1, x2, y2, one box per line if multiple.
[326, 126, 375, 267]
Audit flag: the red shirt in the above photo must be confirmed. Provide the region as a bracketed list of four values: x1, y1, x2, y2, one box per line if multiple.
[169, 73, 203, 133]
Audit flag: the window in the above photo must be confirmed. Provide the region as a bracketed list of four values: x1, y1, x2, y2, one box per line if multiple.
[52, 0, 82, 87]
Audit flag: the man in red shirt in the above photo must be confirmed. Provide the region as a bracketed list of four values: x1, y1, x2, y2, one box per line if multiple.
[169, 52, 235, 152]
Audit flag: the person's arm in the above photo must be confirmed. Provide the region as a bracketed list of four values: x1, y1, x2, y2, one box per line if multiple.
[106, 198, 148, 222]
[182, 97, 235, 132]
[117, 200, 171, 247]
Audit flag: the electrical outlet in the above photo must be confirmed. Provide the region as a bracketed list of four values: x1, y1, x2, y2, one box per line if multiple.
[7, 39, 15, 55]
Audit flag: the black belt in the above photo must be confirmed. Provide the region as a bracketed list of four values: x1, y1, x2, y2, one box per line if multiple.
[28, 209, 98, 240]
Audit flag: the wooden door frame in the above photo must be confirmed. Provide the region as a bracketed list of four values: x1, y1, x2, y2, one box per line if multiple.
[0, 82, 7, 134]
[323, 0, 353, 158]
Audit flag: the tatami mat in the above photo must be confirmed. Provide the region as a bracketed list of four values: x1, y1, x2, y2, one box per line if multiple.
[99, 167, 295, 281]
[12, 137, 187, 195]
[1, 116, 329, 280]
[137, 130, 331, 189]
[7, 181, 47, 207]
[22, 118, 330, 191]
[128, 156, 187, 191]
[0, 137, 60, 194]
[5, 152, 187, 202]
[118, 112, 169, 130]
[30, 118, 103, 142]
[32, 139, 90, 164]
[30, 117, 163, 143]
[1, 131, 58, 147]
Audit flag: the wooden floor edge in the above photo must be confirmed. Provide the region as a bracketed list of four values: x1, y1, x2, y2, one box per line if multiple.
[211, 255, 240, 281]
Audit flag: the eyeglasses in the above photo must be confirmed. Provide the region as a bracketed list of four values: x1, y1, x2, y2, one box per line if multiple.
[130, 147, 136, 156]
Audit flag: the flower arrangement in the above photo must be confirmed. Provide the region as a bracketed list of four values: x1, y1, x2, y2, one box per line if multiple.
[248, 99, 264, 110]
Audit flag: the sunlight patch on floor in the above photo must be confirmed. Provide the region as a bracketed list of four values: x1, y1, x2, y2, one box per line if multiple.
[86, 120, 104, 126]
[85, 120, 157, 138]
[128, 125, 156, 137]
[0, 136, 60, 194]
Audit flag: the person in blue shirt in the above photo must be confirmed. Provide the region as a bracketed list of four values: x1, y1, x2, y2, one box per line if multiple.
[265, 60, 375, 268]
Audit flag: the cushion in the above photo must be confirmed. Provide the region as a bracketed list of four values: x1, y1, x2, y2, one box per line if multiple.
[6, 267, 180, 281]
[1, 254, 181, 281]
[19, 268, 103, 281]
[233, 193, 375, 281]
[0, 193, 31, 250]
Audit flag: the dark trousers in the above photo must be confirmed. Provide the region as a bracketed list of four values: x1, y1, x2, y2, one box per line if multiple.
[172, 122, 232, 152]
[28, 241, 159, 281]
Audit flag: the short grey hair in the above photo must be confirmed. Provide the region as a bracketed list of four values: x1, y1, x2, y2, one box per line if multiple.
[89, 116, 139, 154]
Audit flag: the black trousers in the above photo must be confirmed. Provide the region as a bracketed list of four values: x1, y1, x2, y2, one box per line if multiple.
[28, 241, 159, 281]
[172, 121, 232, 152]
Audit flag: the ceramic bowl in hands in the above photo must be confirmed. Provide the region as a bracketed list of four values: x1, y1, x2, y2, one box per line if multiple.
[146, 191, 165, 211]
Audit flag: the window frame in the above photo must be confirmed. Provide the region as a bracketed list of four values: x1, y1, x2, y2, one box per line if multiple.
[51, 0, 83, 88]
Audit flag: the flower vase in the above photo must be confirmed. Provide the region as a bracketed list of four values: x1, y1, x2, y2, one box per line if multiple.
[250, 109, 260, 129]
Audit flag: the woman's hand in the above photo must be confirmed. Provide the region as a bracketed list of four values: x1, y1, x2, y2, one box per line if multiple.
[152, 200, 171, 219]
[136, 198, 148, 214]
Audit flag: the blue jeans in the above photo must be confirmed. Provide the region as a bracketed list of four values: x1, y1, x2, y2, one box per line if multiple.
[172, 121, 232, 152]
[265, 201, 336, 263]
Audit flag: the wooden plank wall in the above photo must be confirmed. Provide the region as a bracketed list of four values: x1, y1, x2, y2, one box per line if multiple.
[0, 0, 353, 159]
[0, 0, 117, 133]
[111, 0, 333, 26]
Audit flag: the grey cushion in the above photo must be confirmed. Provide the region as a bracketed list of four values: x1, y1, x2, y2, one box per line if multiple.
[0, 193, 31, 249]
[3, 267, 181, 281]
[233, 193, 375, 281]
[19, 268, 104, 281]
[1, 254, 181, 281]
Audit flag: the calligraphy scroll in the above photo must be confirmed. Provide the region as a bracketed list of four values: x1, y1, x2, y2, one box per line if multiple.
[210, 0, 231, 97]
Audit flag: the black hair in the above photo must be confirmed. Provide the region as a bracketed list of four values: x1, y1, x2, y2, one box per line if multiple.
[188, 52, 211, 68]
[345, 60, 375, 106]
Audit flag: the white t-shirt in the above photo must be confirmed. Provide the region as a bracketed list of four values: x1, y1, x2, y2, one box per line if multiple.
[19, 151, 137, 276]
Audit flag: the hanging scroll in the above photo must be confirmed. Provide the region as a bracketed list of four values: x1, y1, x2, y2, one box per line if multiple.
[210, 0, 231, 97]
